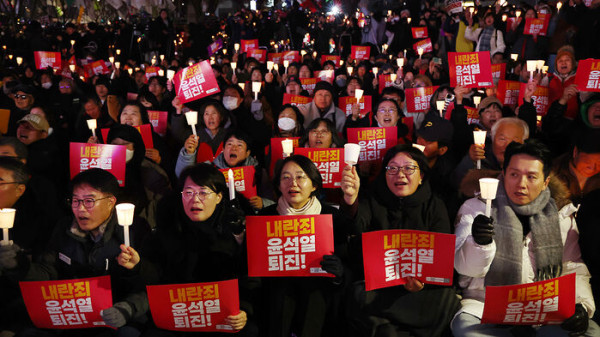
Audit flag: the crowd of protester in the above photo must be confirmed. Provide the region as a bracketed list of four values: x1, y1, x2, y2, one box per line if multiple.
[1, 0, 600, 336]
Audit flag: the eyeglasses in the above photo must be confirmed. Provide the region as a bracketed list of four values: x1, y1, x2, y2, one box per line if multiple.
[309, 129, 331, 136]
[181, 189, 215, 201]
[68, 196, 112, 209]
[385, 165, 419, 176]
[59, 86, 71, 89]
[280, 174, 309, 184]
[377, 108, 398, 115]
[14, 94, 30, 100]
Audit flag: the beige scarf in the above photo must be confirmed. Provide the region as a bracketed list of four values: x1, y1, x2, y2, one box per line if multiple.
[276, 196, 322, 215]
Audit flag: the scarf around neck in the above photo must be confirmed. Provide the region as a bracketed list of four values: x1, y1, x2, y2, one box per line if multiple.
[485, 177, 563, 286]
[276, 196, 322, 216]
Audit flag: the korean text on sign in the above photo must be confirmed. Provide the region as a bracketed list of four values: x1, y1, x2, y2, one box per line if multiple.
[147, 279, 239, 332]
[19, 276, 112, 329]
[174, 61, 221, 104]
[294, 148, 344, 188]
[362, 230, 456, 291]
[347, 127, 398, 163]
[449, 52, 493, 88]
[246, 214, 335, 277]
[219, 166, 257, 199]
[481, 274, 576, 325]
[69, 142, 127, 186]
[406, 86, 439, 113]
[574, 59, 600, 92]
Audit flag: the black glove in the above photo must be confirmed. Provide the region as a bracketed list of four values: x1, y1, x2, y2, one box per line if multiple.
[536, 264, 563, 282]
[320, 254, 344, 279]
[223, 200, 246, 235]
[101, 301, 133, 328]
[561, 304, 589, 336]
[472, 215, 494, 245]
[0, 242, 20, 270]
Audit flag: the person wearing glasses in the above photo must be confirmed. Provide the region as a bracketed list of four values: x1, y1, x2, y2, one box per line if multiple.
[340, 144, 460, 337]
[344, 98, 409, 144]
[258, 154, 351, 337]
[0, 168, 151, 336]
[8, 84, 36, 136]
[117, 163, 258, 336]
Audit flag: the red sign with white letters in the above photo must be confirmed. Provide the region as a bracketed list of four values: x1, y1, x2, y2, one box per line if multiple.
[448, 52, 493, 88]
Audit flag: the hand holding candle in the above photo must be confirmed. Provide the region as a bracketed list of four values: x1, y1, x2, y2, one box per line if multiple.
[116, 203, 135, 247]
[185, 111, 198, 136]
[0, 208, 16, 246]
[355, 88, 364, 105]
[473, 130, 487, 169]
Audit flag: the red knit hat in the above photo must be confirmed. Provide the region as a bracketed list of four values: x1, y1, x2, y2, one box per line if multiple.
[555, 45, 576, 70]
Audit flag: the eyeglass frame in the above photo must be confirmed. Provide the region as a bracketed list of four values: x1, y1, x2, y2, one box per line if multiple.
[68, 196, 112, 209]
[385, 165, 419, 176]
[14, 94, 31, 100]
[181, 189, 216, 201]
[309, 129, 331, 136]
[280, 173, 310, 185]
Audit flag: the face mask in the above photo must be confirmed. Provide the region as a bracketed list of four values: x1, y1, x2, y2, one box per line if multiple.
[223, 96, 239, 111]
[41, 82, 52, 89]
[278, 117, 296, 131]
[125, 149, 134, 163]
[336, 78, 346, 87]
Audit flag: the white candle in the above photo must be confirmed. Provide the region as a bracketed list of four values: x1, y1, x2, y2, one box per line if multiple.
[185, 111, 198, 136]
[436, 100, 445, 117]
[355, 88, 364, 103]
[16, 57, 22, 65]
[557, 1, 563, 10]
[396, 58, 404, 68]
[86, 119, 97, 138]
[267, 61, 274, 71]
[116, 49, 121, 55]
[109, 56, 114, 64]
[69, 64, 76, 72]
[114, 61, 120, 69]
[473, 96, 481, 107]
[382, 44, 388, 53]
[536, 60, 545, 71]
[228, 169, 235, 200]
[234, 43, 240, 52]
[301, 50, 307, 57]
[372, 67, 379, 75]
[418, 48, 424, 58]
[526, 60, 537, 80]
[344, 143, 361, 165]
[160, 54, 165, 61]
[473, 130, 487, 169]
[347, 66, 353, 75]
[542, 65, 548, 74]
[281, 139, 294, 157]
[231, 62, 237, 71]
[339, 60, 344, 67]
[252, 81, 261, 100]
[70, 40, 75, 46]
[158, 69, 164, 77]
[115, 203, 135, 247]
[0, 208, 16, 246]
[390, 73, 397, 82]
[127, 68, 133, 75]
[479, 178, 499, 217]
[412, 144, 426, 152]
[407, 17, 412, 24]
[283, 60, 289, 74]
[167, 69, 175, 80]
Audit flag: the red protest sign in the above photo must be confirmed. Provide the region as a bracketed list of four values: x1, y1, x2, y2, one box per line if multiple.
[83, 60, 110, 78]
[315, 70, 334, 84]
[321, 55, 340, 67]
[491, 63, 506, 81]
[147, 279, 239, 332]
[300, 78, 318, 95]
[481, 274, 576, 325]
[413, 38, 433, 54]
[145, 66, 160, 80]
[69, 143, 127, 186]
[448, 52, 493, 88]
[241, 39, 259, 53]
[506, 17, 518, 32]
[346, 127, 398, 163]
[351, 45, 371, 61]
[405, 86, 439, 113]
[445, 104, 480, 125]
[219, 166, 257, 199]
[518, 84, 550, 116]
[362, 230, 455, 291]
[282, 51, 301, 63]
[338, 95, 373, 118]
[282, 94, 312, 106]
[173, 61, 221, 104]
[246, 214, 335, 277]
[34, 51, 61, 71]
[267, 52, 283, 65]
[411, 27, 428, 39]
[207, 39, 223, 57]
[269, 137, 300, 177]
[496, 80, 522, 108]
[378, 74, 395, 94]
[524, 17, 549, 36]
[574, 59, 600, 92]
[249, 49, 267, 63]
[19, 276, 112, 329]
[294, 148, 344, 188]
[148, 110, 168, 136]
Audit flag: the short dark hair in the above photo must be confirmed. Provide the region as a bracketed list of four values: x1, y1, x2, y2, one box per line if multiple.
[380, 144, 431, 181]
[225, 84, 244, 98]
[199, 99, 229, 128]
[503, 139, 552, 178]
[118, 103, 150, 125]
[375, 98, 402, 118]
[0, 137, 28, 159]
[179, 163, 227, 195]
[70, 168, 120, 198]
[273, 154, 322, 198]
[0, 157, 29, 185]
[224, 129, 253, 152]
[381, 86, 406, 102]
